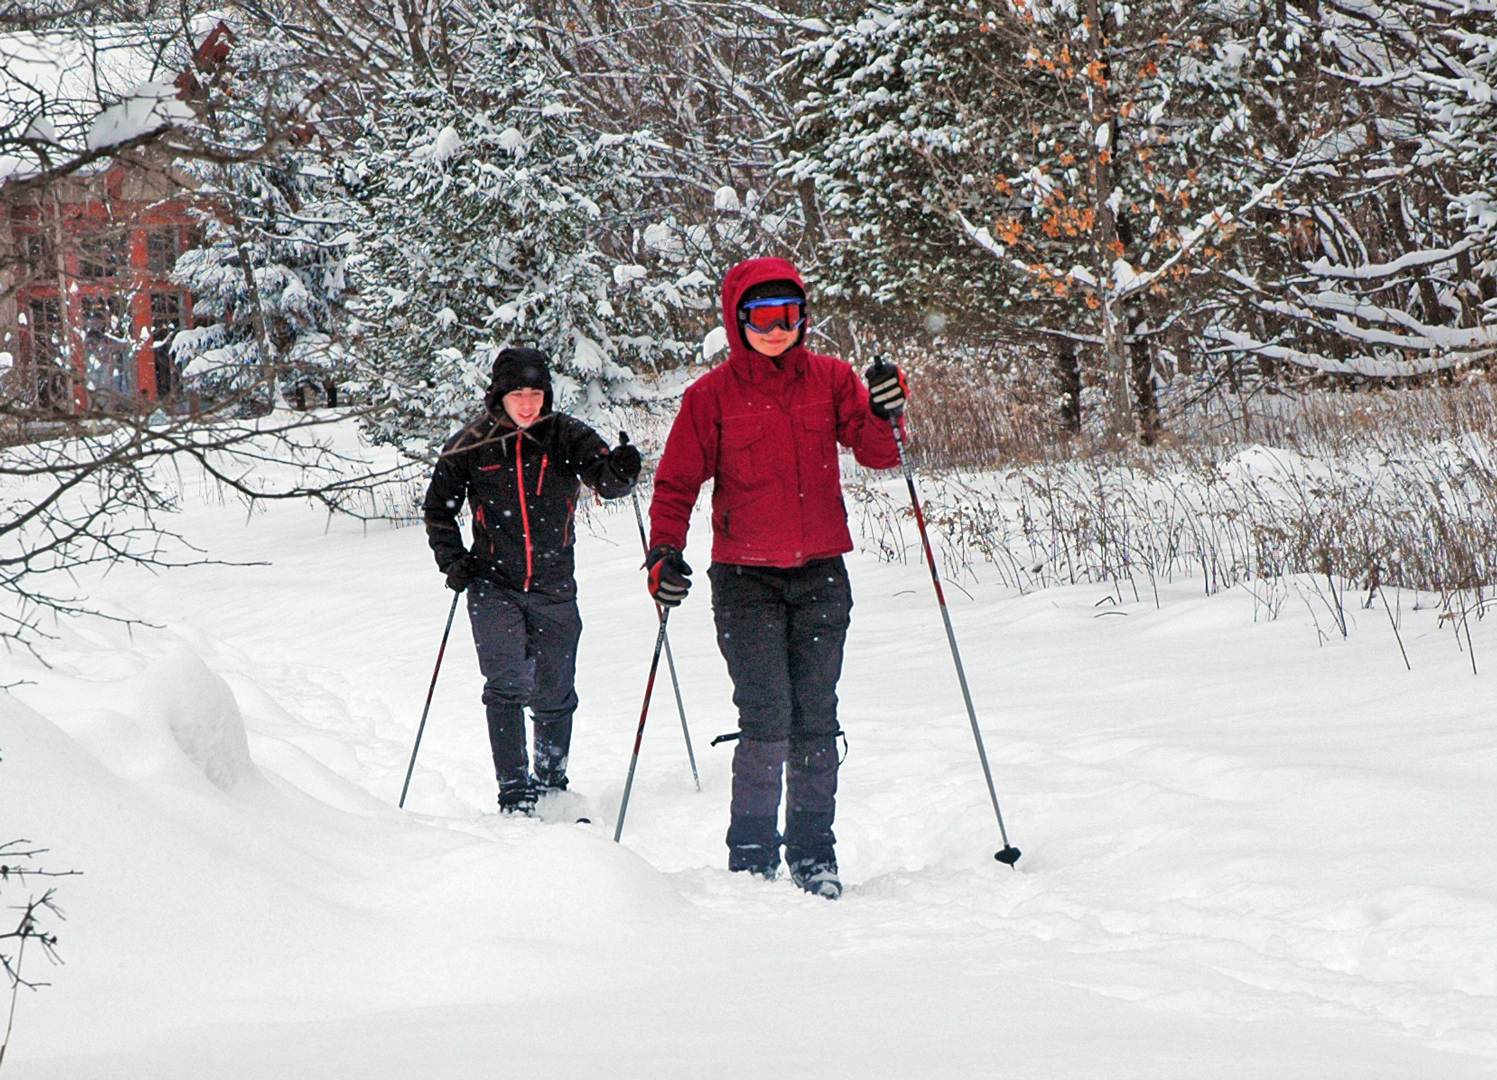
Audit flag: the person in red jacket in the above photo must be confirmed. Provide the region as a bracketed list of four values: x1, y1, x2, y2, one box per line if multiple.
[646, 257, 907, 898]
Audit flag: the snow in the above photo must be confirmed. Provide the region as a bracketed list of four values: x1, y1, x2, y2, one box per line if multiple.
[1, 25, 181, 179]
[84, 81, 194, 151]
[495, 126, 526, 155]
[701, 325, 728, 359]
[410, 125, 462, 164]
[3, 417, 1496, 1077]
[612, 264, 647, 288]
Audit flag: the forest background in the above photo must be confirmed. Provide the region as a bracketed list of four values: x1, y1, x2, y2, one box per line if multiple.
[6, 0, 1497, 454]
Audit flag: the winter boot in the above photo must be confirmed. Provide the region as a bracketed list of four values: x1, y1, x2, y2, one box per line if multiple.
[785, 734, 839, 898]
[788, 856, 841, 900]
[532, 716, 572, 794]
[497, 777, 538, 816]
[486, 702, 530, 786]
[726, 814, 781, 879]
[785, 808, 839, 898]
[727, 737, 788, 877]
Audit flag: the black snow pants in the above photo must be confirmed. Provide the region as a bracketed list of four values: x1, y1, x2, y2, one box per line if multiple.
[467, 580, 582, 790]
[708, 558, 852, 872]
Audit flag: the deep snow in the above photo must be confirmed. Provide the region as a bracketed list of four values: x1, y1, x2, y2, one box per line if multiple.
[2, 420, 1496, 1078]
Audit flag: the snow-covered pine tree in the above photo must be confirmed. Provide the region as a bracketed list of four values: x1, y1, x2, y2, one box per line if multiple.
[347, 2, 709, 454]
[167, 17, 358, 409]
[536, 0, 835, 348]
[784, 0, 1272, 439]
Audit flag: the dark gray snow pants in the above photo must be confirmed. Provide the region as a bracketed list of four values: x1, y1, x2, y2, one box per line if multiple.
[709, 558, 852, 868]
[467, 580, 581, 788]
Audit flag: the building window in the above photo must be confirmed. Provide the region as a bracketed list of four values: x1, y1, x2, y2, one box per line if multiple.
[27, 297, 67, 411]
[147, 227, 184, 275]
[78, 232, 126, 280]
[81, 294, 132, 407]
[150, 291, 183, 400]
[17, 232, 49, 278]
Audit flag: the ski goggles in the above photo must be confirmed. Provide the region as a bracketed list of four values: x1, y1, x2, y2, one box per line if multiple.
[739, 297, 806, 334]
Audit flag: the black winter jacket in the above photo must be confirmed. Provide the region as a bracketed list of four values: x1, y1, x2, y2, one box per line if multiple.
[423, 412, 634, 596]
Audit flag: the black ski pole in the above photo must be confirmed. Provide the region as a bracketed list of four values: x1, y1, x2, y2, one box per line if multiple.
[621, 432, 700, 792]
[614, 608, 671, 843]
[889, 410, 1021, 867]
[399, 590, 462, 809]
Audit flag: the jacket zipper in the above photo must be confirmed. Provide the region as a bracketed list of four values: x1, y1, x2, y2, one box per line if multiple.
[537, 454, 548, 496]
[515, 433, 533, 590]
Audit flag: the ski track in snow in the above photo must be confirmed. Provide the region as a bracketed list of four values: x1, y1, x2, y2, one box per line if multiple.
[3, 426, 1495, 1077]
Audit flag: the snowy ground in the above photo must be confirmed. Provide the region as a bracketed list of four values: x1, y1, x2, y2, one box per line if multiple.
[3, 423, 1496, 1078]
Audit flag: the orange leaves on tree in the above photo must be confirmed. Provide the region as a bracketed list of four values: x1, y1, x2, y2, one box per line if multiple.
[996, 217, 1024, 244]
[1087, 60, 1107, 87]
[1140, 60, 1159, 78]
[1040, 195, 1095, 239]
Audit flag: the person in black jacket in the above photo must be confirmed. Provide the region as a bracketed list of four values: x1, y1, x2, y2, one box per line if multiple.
[423, 347, 642, 814]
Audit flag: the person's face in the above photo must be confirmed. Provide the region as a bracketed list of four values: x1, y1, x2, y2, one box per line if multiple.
[502, 387, 545, 428]
[744, 324, 797, 357]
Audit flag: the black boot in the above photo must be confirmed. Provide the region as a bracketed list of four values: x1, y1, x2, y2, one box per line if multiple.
[532, 716, 572, 793]
[726, 738, 787, 877]
[785, 810, 840, 898]
[786, 735, 840, 899]
[487, 703, 534, 813]
[497, 777, 538, 816]
[726, 814, 781, 879]
[788, 855, 841, 899]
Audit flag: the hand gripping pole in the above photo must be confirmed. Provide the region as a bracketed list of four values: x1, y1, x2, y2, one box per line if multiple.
[622, 432, 700, 791]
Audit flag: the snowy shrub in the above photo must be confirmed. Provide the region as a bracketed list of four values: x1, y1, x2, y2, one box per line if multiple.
[854, 381, 1497, 615]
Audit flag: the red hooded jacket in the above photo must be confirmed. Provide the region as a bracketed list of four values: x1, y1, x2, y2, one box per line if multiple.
[649, 258, 899, 568]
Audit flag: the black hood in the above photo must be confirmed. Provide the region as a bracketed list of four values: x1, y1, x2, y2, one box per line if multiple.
[485, 347, 554, 417]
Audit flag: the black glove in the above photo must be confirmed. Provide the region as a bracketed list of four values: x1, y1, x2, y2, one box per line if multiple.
[444, 554, 475, 592]
[645, 544, 692, 607]
[610, 431, 643, 485]
[864, 358, 908, 419]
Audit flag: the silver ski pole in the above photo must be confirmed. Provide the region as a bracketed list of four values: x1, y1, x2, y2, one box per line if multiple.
[889, 411, 1021, 867]
[400, 590, 462, 809]
[615, 608, 671, 842]
[622, 432, 700, 791]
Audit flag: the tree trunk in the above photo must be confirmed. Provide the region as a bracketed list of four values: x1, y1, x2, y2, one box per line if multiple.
[1053, 341, 1082, 434]
[1085, 0, 1133, 442]
[1128, 318, 1160, 445]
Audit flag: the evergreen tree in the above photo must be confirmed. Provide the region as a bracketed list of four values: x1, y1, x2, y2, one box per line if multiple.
[783, 0, 1274, 438]
[346, 2, 709, 453]
[166, 16, 358, 409]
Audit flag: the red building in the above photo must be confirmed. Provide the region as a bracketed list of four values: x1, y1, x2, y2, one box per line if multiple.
[1, 21, 231, 414]
[3, 169, 200, 411]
